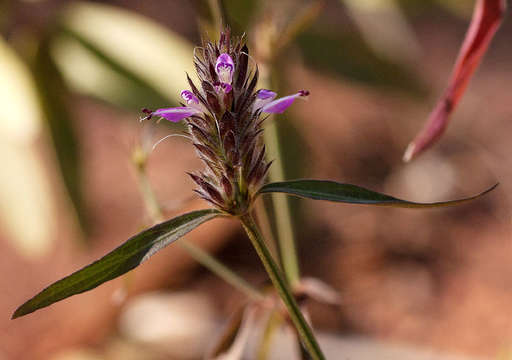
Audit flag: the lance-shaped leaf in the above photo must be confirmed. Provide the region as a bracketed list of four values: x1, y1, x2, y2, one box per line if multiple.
[259, 180, 497, 208]
[403, 0, 506, 162]
[12, 209, 222, 319]
[32, 34, 88, 235]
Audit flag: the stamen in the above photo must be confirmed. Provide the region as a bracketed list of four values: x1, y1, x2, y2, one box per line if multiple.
[140, 108, 153, 122]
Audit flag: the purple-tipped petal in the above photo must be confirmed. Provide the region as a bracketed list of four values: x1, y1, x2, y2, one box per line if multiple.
[215, 53, 234, 84]
[153, 106, 201, 122]
[180, 90, 207, 112]
[260, 90, 309, 114]
[181, 90, 199, 105]
[253, 89, 277, 111]
[257, 89, 277, 100]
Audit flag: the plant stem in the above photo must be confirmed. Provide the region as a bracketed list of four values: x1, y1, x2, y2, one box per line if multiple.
[254, 198, 278, 259]
[134, 154, 263, 301]
[260, 65, 301, 287]
[240, 213, 325, 360]
[178, 240, 263, 301]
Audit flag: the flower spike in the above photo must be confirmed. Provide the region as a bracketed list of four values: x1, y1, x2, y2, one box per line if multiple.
[141, 31, 309, 214]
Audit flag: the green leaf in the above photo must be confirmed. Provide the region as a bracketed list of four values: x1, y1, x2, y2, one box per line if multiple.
[296, 28, 426, 96]
[53, 27, 172, 110]
[222, 0, 260, 34]
[259, 180, 497, 208]
[32, 34, 88, 235]
[0, 36, 56, 258]
[12, 209, 222, 319]
[51, 1, 195, 109]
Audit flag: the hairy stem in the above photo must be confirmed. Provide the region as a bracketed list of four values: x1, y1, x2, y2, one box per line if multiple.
[240, 213, 325, 360]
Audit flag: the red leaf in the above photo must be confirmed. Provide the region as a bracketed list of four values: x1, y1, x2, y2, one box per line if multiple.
[403, 0, 506, 162]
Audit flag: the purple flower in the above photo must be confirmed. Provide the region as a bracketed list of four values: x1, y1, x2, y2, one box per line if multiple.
[146, 80, 308, 123]
[152, 106, 201, 123]
[147, 90, 206, 123]
[252, 89, 277, 110]
[215, 53, 235, 84]
[141, 31, 310, 214]
[255, 89, 310, 114]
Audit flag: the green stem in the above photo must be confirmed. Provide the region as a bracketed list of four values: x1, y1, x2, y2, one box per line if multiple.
[134, 154, 263, 301]
[240, 213, 325, 360]
[178, 240, 263, 301]
[260, 65, 301, 287]
[136, 166, 163, 221]
[254, 198, 279, 259]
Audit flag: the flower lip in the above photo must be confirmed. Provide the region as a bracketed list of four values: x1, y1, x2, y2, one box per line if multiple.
[257, 89, 277, 100]
[181, 90, 199, 105]
[215, 53, 235, 84]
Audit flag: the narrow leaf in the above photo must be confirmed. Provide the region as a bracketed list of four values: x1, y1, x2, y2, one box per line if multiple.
[0, 36, 56, 258]
[32, 34, 88, 235]
[56, 1, 195, 107]
[12, 209, 222, 319]
[259, 180, 497, 208]
[404, 0, 506, 162]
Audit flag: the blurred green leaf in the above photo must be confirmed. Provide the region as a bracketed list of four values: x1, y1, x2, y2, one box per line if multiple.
[0, 36, 56, 258]
[296, 28, 427, 95]
[31, 34, 88, 234]
[275, 0, 324, 52]
[53, 28, 171, 110]
[222, 0, 260, 33]
[12, 209, 222, 318]
[259, 180, 497, 208]
[342, 0, 421, 64]
[397, 0, 473, 17]
[51, 1, 195, 109]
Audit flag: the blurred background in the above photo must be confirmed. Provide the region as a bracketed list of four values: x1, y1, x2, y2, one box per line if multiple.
[1, 0, 512, 359]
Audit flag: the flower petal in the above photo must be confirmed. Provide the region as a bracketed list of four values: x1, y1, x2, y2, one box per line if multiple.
[260, 90, 309, 114]
[253, 89, 277, 111]
[181, 90, 199, 105]
[257, 89, 277, 100]
[403, 0, 506, 162]
[215, 53, 235, 84]
[153, 106, 200, 122]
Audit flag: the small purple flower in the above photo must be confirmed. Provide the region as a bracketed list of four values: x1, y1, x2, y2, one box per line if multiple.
[253, 89, 277, 110]
[181, 90, 207, 112]
[215, 53, 235, 84]
[141, 32, 310, 213]
[181, 90, 199, 105]
[255, 89, 310, 114]
[152, 106, 201, 123]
